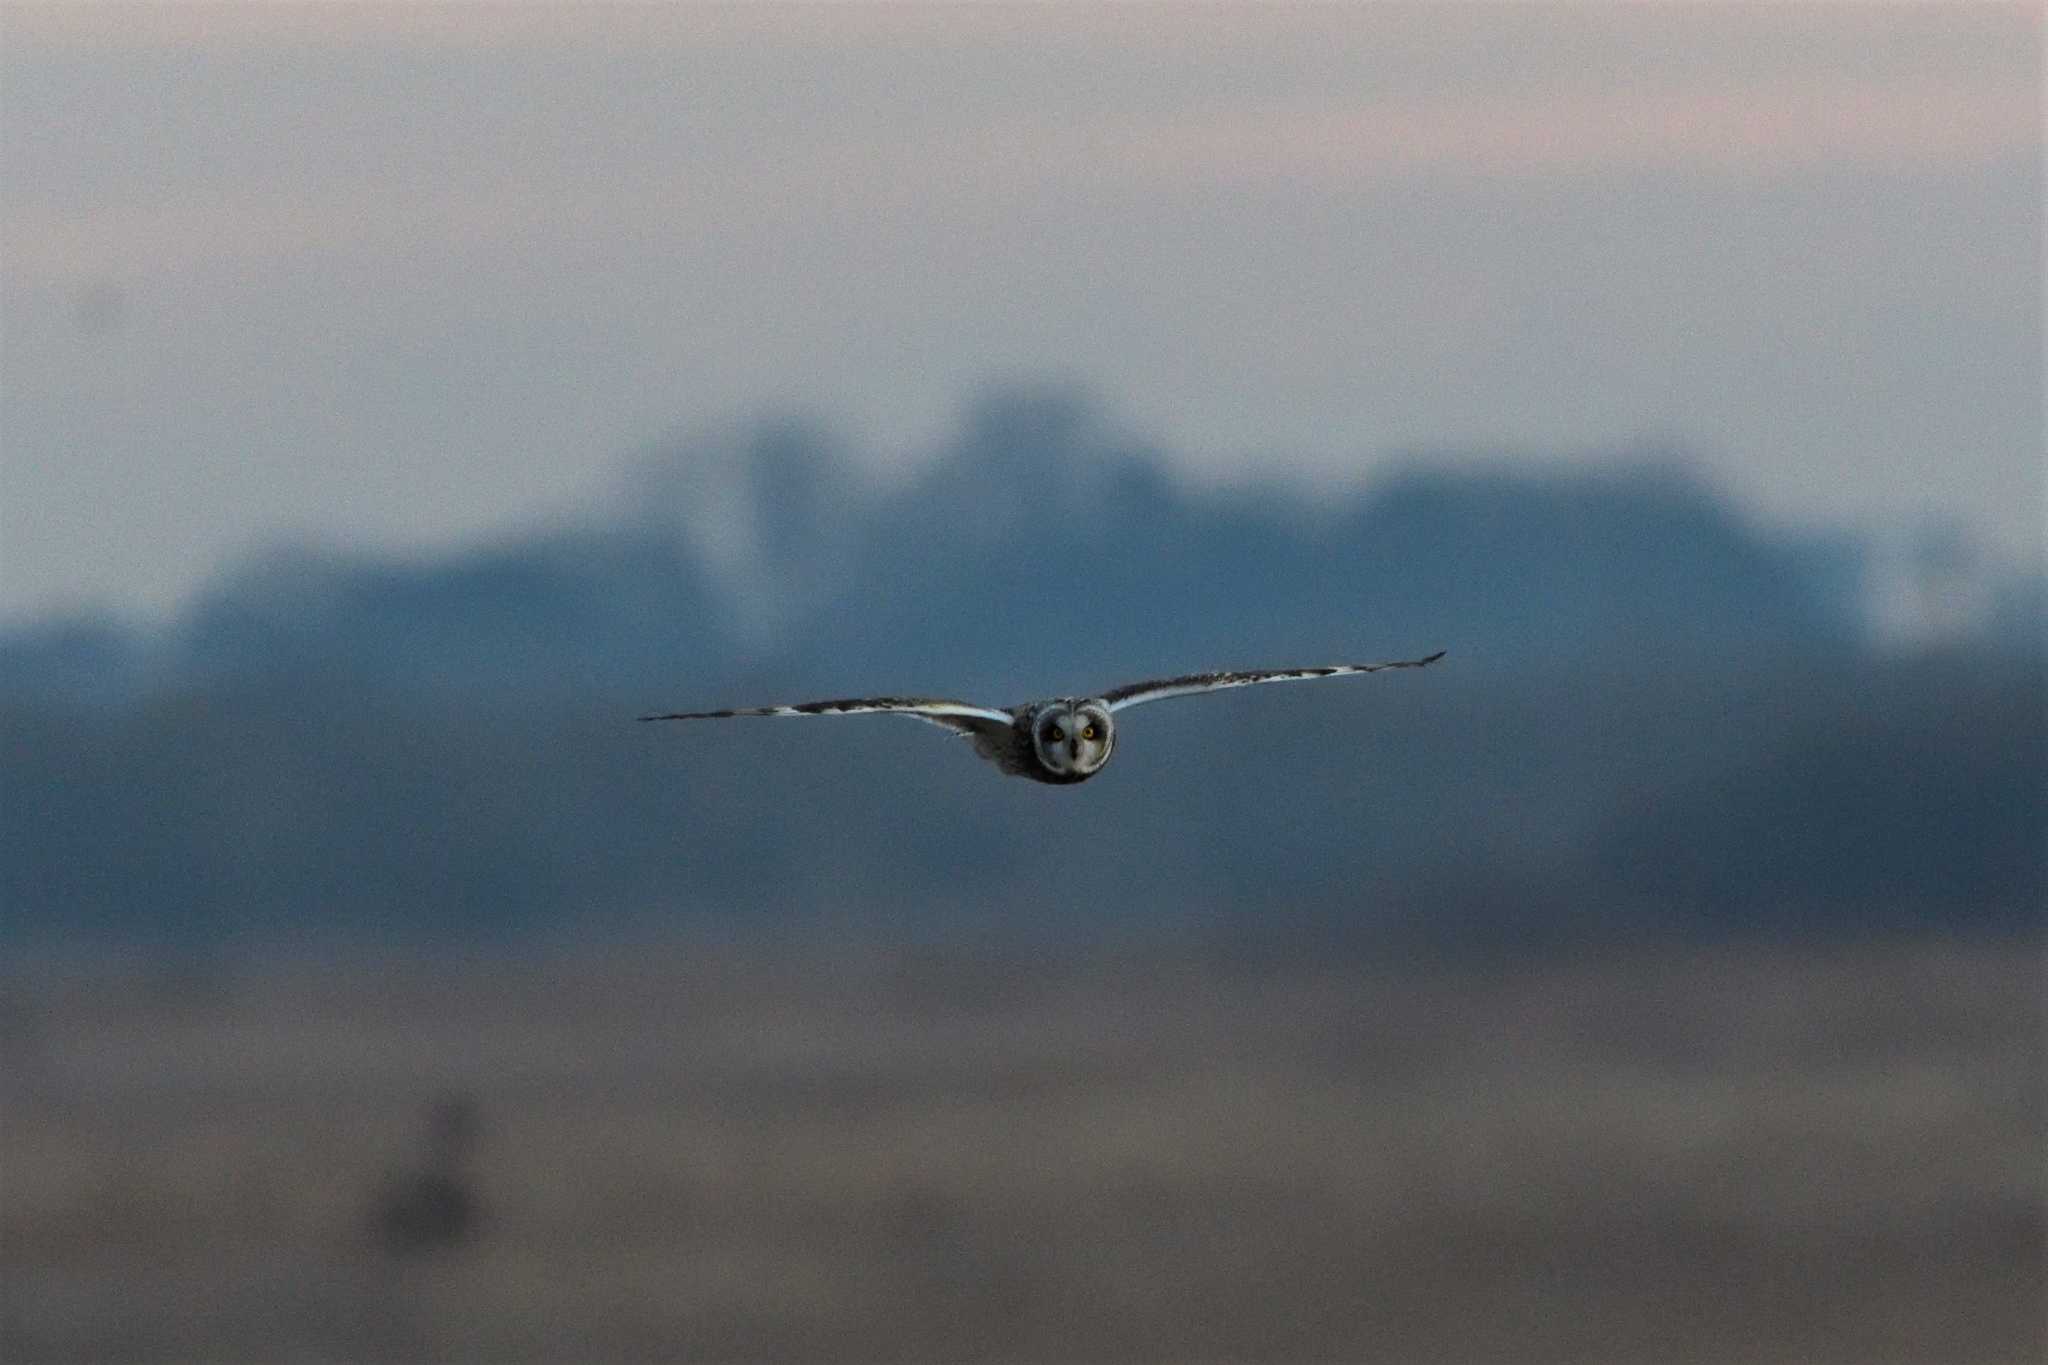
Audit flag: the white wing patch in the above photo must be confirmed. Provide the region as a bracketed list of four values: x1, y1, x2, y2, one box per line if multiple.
[1100, 650, 1446, 713]
[639, 696, 1014, 733]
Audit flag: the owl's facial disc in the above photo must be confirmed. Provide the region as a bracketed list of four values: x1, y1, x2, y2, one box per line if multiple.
[1035, 702, 1114, 777]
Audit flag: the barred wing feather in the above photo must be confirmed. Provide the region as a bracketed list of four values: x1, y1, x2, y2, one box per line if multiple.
[1101, 651, 1446, 713]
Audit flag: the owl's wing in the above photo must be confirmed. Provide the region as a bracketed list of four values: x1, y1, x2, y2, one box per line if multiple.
[639, 695, 1014, 737]
[1100, 650, 1446, 713]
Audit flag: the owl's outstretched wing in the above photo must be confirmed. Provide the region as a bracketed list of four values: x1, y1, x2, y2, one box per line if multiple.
[1100, 650, 1446, 713]
[639, 695, 1014, 737]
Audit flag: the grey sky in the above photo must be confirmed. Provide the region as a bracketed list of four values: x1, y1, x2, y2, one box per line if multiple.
[2, 3, 2039, 623]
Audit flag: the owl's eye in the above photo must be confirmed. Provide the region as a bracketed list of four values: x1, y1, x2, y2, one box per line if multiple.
[1047, 726, 1064, 743]
[1081, 724, 1097, 741]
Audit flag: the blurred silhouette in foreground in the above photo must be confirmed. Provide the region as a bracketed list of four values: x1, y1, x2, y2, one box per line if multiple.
[371, 1092, 485, 1259]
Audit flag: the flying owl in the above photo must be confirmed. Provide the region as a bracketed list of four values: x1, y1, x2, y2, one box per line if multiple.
[641, 650, 1445, 784]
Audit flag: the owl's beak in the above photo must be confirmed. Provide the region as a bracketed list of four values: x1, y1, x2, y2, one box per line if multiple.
[1068, 739, 1081, 762]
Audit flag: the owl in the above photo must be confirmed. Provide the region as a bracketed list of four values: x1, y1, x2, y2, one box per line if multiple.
[642, 650, 1445, 784]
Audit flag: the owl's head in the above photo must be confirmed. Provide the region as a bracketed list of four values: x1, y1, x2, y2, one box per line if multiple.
[1031, 701, 1115, 781]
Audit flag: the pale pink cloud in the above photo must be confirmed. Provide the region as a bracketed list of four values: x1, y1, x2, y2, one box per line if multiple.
[7, 65, 2034, 292]
[1075, 77, 2037, 185]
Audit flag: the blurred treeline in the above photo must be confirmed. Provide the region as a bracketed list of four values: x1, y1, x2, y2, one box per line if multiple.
[4, 391, 2041, 951]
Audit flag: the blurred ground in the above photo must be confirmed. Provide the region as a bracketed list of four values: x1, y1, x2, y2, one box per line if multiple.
[2, 930, 2040, 1363]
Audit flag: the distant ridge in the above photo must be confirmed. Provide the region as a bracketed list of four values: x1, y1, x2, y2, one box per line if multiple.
[2, 392, 2038, 950]
[2, 392, 1868, 705]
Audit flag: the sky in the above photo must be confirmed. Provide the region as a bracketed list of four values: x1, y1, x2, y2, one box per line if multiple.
[1, 2, 2040, 624]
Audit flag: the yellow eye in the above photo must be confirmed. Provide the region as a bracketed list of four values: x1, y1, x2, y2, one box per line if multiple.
[1082, 725, 1097, 741]
[1047, 726, 1064, 743]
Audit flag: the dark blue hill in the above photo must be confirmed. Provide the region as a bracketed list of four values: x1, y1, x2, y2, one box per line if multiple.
[6, 390, 2036, 952]
[2, 390, 1866, 708]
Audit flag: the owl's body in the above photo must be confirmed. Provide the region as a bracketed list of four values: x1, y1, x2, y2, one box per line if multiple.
[642, 651, 1443, 785]
[967, 699, 1118, 784]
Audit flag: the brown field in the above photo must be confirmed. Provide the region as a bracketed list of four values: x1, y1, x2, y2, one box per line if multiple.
[2, 931, 2041, 1363]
